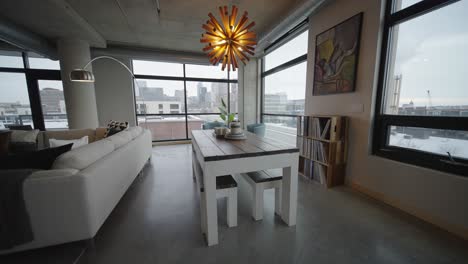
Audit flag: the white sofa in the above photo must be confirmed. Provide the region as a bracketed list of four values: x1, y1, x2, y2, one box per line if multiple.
[1, 126, 152, 254]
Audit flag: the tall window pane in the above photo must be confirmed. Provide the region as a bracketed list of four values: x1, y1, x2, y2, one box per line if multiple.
[393, 0, 424, 12]
[138, 115, 187, 141]
[229, 83, 238, 113]
[135, 79, 185, 114]
[185, 64, 227, 79]
[38, 80, 68, 129]
[384, 0, 468, 117]
[186, 81, 228, 113]
[187, 114, 222, 138]
[0, 73, 33, 128]
[28, 52, 60, 70]
[133, 60, 183, 77]
[263, 62, 306, 115]
[230, 70, 238, 80]
[264, 31, 308, 71]
[0, 50, 23, 68]
[388, 126, 468, 159]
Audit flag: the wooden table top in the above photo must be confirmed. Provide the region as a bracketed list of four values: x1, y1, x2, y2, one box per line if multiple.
[191, 130, 299, 162]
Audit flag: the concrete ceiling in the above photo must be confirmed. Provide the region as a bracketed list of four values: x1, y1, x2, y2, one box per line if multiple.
[0, 0, 308, 53]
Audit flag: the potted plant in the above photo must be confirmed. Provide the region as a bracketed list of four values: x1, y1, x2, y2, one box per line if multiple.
[218, 98, 235, 127]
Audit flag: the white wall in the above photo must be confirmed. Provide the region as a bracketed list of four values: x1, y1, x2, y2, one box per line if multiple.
[93, 57, 136, 127]
[305, 0, 468, 238]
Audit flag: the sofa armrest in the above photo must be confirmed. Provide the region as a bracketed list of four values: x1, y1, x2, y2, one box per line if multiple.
[20, 170, 95, 249]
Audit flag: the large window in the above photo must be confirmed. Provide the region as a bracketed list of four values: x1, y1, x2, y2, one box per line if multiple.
[0, 72, 33, 127]
[133, 61, 237, 141]
[374, 0, 468, 176]
[261, 28, 308, 146]
[0, 50, 63, 130]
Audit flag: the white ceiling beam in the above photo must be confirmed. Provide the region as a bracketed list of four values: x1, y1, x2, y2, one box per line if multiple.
[255, 0, 329, 55]
[91, 45, 210, 65]
[0, 16, 58, 59]
[50, 0, 107, 48]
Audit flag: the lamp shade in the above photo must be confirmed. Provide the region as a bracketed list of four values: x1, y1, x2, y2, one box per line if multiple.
[70, 69, 95, 82]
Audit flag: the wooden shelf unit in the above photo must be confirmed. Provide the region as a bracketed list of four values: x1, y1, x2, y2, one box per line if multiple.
[297, 115, 348, 188]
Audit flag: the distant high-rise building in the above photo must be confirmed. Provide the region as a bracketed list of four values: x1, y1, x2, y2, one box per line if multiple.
[197, 82, 208, 103]
[211, 82, 228, 112]
[264, 93, 288, 113]
[136, 80, 148, 88]
[174, 90, 184, 101]
[140, 87, 164, 101]
[229, 83, 238, 113]
[40, 88, 65, 114]
[197, 82, 210, 111]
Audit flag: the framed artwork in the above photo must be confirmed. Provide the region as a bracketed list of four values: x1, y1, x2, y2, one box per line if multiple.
[313, 12, 363, 95]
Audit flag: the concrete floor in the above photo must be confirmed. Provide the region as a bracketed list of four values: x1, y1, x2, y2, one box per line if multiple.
[2, 144, 468, 264]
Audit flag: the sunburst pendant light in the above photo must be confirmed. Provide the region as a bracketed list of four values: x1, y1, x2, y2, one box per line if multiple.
[200, 5, 257, 71]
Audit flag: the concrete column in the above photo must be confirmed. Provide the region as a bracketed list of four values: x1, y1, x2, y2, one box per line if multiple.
[241, 59, 259, 127]
[57, 39, 99, 129]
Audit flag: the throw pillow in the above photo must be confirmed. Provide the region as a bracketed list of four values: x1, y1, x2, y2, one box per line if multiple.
[9, 142, 38, 154]
[10, 129, 40, 143]
[0, 143, 73, 170]
[49, 136, 89, 149]
[104, 120, 128, 138]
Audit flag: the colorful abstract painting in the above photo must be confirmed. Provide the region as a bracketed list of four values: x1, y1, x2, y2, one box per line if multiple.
[313, 13, 363, 95]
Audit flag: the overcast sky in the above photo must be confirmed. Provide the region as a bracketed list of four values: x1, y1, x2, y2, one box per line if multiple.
[392, 0, 468, 107]
[1, 0, 467, 107]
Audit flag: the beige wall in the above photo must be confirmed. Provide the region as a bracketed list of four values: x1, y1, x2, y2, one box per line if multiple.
[305, 0, 468, 238]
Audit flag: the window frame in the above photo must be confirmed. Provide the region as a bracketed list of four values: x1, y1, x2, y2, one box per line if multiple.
[0, 51, 62, 130]
[132, 62, 238, 142]
[260, 20, 308, 129]
[373, 0, 468, 176]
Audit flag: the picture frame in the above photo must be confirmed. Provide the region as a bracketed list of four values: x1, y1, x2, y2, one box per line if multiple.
[313, 12, 363, 95]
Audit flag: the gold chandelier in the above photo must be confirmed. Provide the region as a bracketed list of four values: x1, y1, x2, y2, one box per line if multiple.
[200, 5, 256, 71]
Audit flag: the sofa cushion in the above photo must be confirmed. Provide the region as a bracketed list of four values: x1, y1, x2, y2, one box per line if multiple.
[104, 130, 133, 149]
[127, 126, 143, 139]
[10, 130, 39, 143]
[52, 140, 115, 170]
[38, 129, 98, 149]
[49, 136, 89, 149]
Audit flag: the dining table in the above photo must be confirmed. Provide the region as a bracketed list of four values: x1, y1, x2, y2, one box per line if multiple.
[191, 129, 299, 246]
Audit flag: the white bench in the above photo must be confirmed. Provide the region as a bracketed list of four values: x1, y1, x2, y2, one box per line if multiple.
[241, 169, 283, 221]
[192, 155, 238, 234]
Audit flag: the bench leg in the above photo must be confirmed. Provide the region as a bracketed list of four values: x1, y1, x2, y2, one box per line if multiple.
[227, 188, 237, 227]
[200, 191, 207, 234]
[274, 186, 282, 216]
[252, 184, 264, 221]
